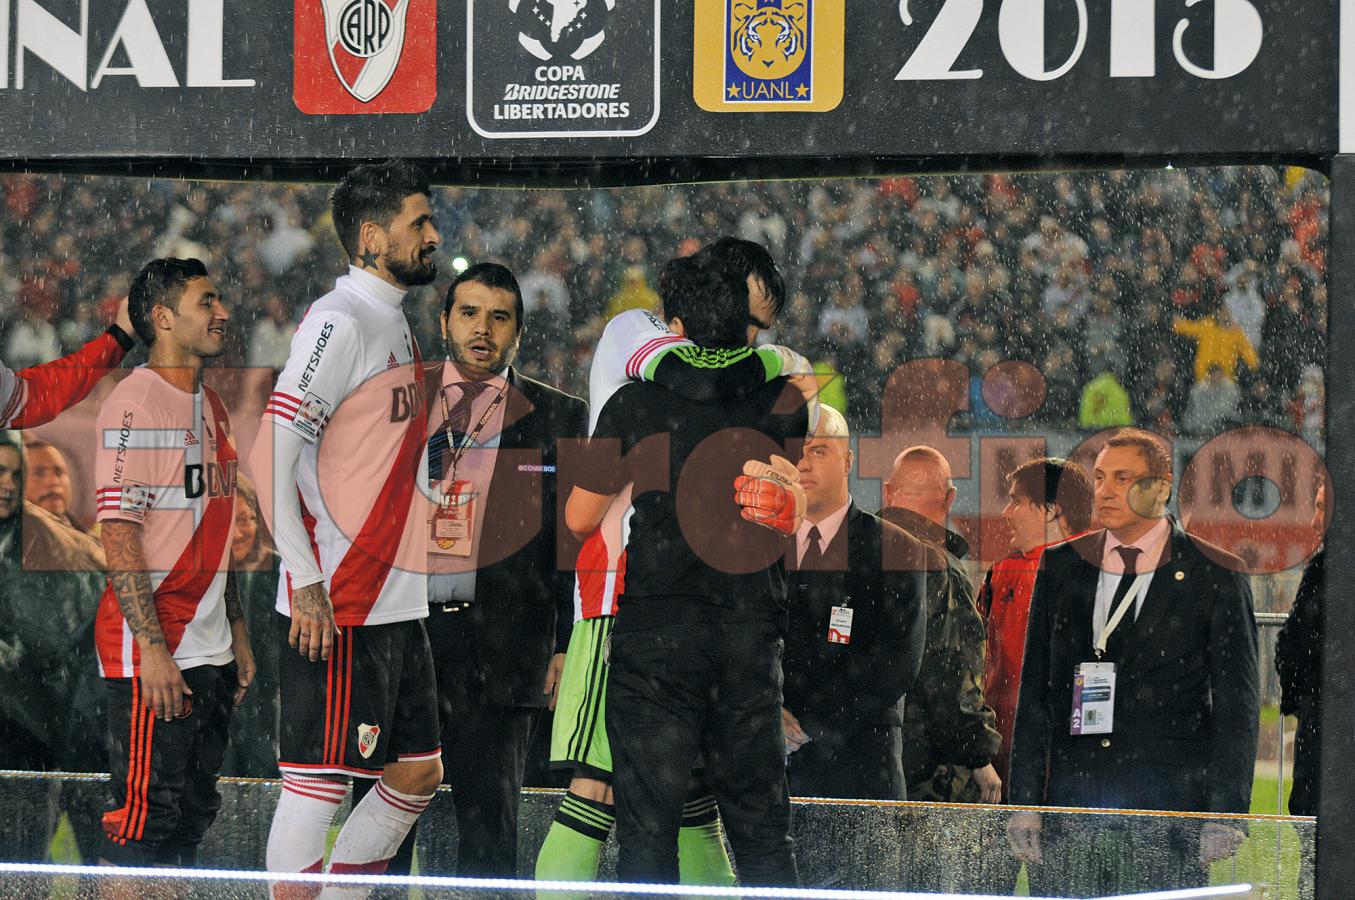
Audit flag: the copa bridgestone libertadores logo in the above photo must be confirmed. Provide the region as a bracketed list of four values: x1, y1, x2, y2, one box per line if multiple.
[467, 0, 660, 138]
[294, 0, 437, 114]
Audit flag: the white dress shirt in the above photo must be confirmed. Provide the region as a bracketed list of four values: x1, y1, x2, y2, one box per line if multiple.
[428, 363, 510, 603]
[1091, 516, 1171, 644]
[795, 500, 852, 567]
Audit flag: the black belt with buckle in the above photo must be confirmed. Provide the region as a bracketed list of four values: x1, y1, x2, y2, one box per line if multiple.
[431, 600, 475, 613]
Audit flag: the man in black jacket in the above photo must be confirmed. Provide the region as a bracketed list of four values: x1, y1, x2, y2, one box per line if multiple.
[782, 406, 927, 801]
[1276, 477, 1328, 817]
[363, 262, 587, 877]
[566, 253, 808, 885]
[1008, 427, 1259, 896]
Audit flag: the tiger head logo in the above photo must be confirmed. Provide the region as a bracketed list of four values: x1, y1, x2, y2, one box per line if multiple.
[729, 0, 808, 82]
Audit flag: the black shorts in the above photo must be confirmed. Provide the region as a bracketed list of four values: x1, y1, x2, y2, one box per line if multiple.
[277, 614, 441, 779]
[102, 662, 236, 866]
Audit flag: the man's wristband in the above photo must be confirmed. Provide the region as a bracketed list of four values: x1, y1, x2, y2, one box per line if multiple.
[106, 323, 136, 352]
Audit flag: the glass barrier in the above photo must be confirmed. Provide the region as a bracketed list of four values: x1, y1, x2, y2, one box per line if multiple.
[0, 773, 1305, 898]
[0, 862, 1261, 900]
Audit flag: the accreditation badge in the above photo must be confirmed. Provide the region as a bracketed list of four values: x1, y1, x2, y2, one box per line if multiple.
[1071, 662, 1116, 735]
[827, 606, 854, 645]
[428, 479, 476, 557]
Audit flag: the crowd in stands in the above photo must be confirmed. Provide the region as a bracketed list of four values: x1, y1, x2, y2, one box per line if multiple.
[0, 167, 1329, 445]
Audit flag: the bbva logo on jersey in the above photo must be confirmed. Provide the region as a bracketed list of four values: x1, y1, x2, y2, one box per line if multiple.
[693, 0, 843, 112]
[294, 0, 437, 114]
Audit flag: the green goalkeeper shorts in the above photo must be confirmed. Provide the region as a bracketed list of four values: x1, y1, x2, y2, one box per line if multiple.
[550, 616, 614, 781]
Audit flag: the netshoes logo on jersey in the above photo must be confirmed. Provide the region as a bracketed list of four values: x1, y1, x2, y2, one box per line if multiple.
[294, 0, 436, 113]
[693, 0, 843, 112]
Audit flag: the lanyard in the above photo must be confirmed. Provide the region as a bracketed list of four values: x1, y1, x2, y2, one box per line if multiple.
[1095, 572, 1152, 659]
[438, 378, 509, 488]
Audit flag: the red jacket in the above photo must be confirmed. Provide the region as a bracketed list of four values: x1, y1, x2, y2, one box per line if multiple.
[979, 542, 1058, 795]
[2, 331, 127, 429]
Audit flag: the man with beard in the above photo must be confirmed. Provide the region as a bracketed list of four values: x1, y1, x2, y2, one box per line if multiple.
[358, 262, 586, 877]
[252, 160, 447, 886]
[24, 438, 86, 533]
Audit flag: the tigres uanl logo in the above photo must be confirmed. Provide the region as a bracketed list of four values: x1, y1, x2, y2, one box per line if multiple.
[694, 0, 841, 113]
[729, 0, 808, 82]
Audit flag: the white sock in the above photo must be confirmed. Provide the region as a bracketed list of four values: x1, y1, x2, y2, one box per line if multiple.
[267, 774, 347, 898]
[319, 781, 433, 899]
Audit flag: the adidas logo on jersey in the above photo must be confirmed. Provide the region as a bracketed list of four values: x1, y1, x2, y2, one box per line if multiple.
[183, 430, 199, 446]
[388, 352, 399, 369]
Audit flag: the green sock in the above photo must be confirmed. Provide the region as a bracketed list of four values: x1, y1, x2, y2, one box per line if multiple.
[678, 793, 735, 886]
[535, 792, 615, 889]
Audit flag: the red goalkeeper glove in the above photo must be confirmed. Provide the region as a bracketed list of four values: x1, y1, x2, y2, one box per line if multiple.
[733, 455, 805, 536]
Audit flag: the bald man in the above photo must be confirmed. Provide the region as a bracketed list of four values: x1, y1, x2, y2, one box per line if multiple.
[881, 447, 1001, 806]
[781, 407, 928, 805]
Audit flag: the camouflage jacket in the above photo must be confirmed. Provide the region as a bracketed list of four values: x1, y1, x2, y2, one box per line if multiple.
[879, 506, 1001, 802]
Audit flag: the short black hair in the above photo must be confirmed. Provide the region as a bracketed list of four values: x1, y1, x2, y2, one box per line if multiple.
[128, 258, 210, 346]
[331, 160, 432, 260]
[444, 262, 525, 333]
[1009, 457, 1094, 535]
[658, 255, 745, 349]
[694, 236, 786, 320]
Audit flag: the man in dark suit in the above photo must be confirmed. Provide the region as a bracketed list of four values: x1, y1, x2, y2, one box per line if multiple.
[1008, 427, 1259, 897]
[782, 406, 927, 802]
[1276, 477, 1327, 818]
[362, 262, 587, 877]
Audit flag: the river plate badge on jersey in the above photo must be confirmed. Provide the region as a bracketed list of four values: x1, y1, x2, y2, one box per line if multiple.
[694, 0, 844, 112]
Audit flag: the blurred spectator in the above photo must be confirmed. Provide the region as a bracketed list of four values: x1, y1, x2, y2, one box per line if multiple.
[518, 249, 571, 319]
[1078, 371, 1133, 429]
[247, 295, 297, 372]
[819, 283, 869, 345]
[604, 265, 659, 318]
[1292, 365, 1325, 447]
[222, 477, 281, 778]
[1262, 280, 1311, 399]
[22, 438, 85, 532]
[1172, 308, 1259, 384]
[809, 345, 848, 415]
[1183, 363, 1242, 435]
[258, 204, 316, 276]
[1042, 261, 1089, 320]
[1223, 261, 1265, 349]
[58, 302, 101, 354]
[5, 303, 61, 369]
[0, 431, 108, 862]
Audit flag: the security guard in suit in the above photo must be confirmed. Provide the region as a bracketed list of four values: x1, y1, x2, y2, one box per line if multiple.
[781, 406, 928, 802]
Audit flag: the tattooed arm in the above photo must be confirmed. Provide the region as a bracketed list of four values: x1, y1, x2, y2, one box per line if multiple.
[224, 568, 256, 707]
[102, 520, 190, 722]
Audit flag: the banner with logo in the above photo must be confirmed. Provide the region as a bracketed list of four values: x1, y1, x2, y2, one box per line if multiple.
[0, 0, 1335, 165]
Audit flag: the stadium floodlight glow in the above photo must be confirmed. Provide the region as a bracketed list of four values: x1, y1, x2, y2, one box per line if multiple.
[0, 864, 1254, 900]
[452, 255, 470, 273]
